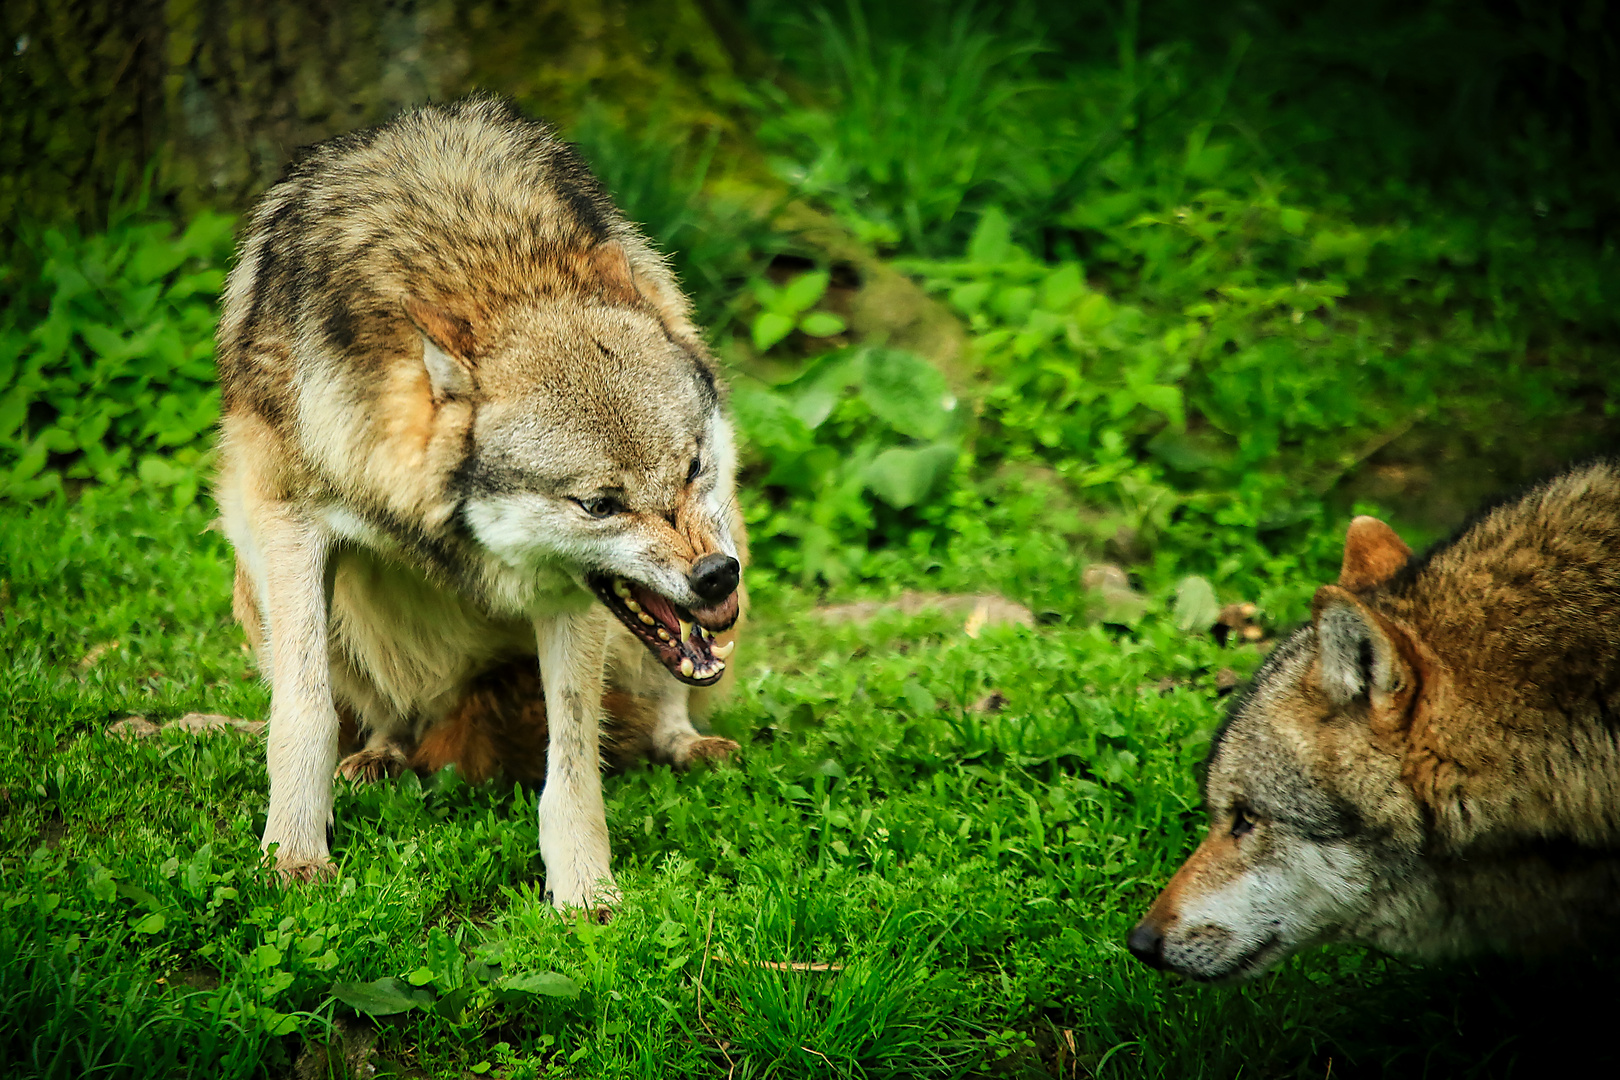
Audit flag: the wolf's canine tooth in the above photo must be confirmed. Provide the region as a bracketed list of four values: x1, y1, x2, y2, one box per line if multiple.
[680, 657, 695, 677]
[613, 579, 631, 599]
[711, 640, 735, 660]
[678, 618, 692, 643]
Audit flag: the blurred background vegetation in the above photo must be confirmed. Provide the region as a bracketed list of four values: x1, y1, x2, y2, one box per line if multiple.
[1, 0, 1615, 597]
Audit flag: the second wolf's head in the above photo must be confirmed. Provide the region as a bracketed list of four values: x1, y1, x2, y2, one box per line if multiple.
[1126, 517, 1445, 981]
[1127, 470, 1620, 980]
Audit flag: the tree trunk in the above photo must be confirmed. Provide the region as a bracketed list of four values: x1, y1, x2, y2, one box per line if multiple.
[0, 0, 756, 234]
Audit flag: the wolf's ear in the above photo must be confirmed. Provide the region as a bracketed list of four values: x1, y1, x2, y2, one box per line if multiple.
[588, 239, 697, 335]
[405, 298, 477, 401]
[1338, 516, 1411, 591]
[588, 240, 642, 305]
[1312, 585, 1411, 707]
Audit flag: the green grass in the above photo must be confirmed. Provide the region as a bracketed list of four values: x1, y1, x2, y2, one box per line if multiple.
[4, 484, 1619, 1079]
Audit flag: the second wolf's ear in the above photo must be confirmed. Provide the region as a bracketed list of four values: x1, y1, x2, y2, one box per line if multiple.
[1312, 585, 1412, 708]
[1338, 516, 1411, 591]
[405, 298, 477, 401]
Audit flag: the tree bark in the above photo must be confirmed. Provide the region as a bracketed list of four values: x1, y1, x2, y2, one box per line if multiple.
[0, 0, 755, 234]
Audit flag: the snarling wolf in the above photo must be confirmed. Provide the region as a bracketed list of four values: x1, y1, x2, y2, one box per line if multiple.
[1130, 461, 1620, 981]
[214, 95, 746, 911]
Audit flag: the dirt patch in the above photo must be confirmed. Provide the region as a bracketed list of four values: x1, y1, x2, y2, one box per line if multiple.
[814, 592, 1035, 635]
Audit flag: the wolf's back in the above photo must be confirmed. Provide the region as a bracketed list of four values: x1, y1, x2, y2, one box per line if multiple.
[1391, 459, 1620, 709]
[215, 94, 678, 428]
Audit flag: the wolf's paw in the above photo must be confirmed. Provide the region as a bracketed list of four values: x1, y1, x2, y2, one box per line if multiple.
[272, 857, 336, 885]
[546, 879, 620, 921]
[335, 746, 408, 784]
[681, 735, 740, 768]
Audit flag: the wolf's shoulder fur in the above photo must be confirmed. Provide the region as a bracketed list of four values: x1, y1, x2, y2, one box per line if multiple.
[1379, 458, 1620, 850]
[219, 93, 688, 373]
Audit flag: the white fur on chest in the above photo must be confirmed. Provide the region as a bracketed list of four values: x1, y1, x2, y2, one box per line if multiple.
[327, 547, 533, 733]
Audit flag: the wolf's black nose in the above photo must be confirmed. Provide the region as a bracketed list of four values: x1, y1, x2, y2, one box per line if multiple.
[1127, 922, 1167, 969]
[689, 554, 740, 605]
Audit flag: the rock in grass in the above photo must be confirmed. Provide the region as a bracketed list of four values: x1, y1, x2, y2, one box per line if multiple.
[107, 716, 160, 739]
[813, 591, 1035, 634]
[165, 712, 265, 737]
[1082, 564, 1148, 626]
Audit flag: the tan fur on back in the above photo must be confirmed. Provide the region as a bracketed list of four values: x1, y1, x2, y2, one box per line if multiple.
[1381, 462, 1620, 849]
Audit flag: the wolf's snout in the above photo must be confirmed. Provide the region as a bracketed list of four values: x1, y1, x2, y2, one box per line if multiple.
[1127, 921, 1168, 969]
[689, 553, 740, 604]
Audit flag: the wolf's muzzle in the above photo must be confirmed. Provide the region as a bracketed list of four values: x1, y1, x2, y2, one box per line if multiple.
[689, 553, 740, 605]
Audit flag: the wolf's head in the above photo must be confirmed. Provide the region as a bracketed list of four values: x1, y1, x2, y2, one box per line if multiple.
[413, 241, 743, 687]
[1129, 517, 1443, 981]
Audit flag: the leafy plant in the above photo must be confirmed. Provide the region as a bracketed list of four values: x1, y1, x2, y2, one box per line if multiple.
[758, 3, 1039, 253]
[0, 212, 233, 504]
[748, 270, 847, 352]
[732, 345, 962, 584]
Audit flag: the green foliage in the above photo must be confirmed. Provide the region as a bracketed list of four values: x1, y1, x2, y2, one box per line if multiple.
[748, 270, 846, 352]
[732, 345, 962, 585]
[759, 4, 1038, 253]
[5, 491, 1617, 1077]
[0, 212, 233, 504]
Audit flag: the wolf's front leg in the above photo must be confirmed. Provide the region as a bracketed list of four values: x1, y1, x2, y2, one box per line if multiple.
[535, 605, 617, 914]
[255, 509, 341, 882]
[642, 671, 739, 768]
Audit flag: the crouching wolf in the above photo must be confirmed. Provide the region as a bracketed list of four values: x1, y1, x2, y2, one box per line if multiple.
[214, 96, 745, 911]
[1130, 460, 1620, 981]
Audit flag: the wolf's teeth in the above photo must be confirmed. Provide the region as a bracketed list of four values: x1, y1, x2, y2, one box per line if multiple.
[626, 599, 642, 613]
[711, 640, 735, 660]
[657, 627, 671, 641]
[678, 619, 693, 643]
[680, 657, 695, 677]
[639, 613, 655, 625]
[613, 579, 631, 599]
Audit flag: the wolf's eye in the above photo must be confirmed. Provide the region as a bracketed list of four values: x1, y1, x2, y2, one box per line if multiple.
[686, 457, 702, 484]
[1230, 805, 1257, 839]
[576, 495, 624, 519]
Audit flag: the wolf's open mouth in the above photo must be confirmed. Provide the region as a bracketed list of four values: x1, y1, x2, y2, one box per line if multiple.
[587, 574, 738, 687]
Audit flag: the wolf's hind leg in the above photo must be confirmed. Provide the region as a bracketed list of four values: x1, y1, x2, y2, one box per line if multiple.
[335, 736, 410, 784]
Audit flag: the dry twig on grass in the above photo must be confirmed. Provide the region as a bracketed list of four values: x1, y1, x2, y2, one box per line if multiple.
[694, 910, 736, 1080]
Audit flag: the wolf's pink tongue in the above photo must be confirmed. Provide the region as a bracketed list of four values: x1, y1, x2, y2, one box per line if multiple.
[630, 583, 680, 631]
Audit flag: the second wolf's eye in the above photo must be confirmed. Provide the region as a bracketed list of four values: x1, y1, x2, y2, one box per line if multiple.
[576, 496, 624, 519]
[686, 457, 701, 484]
[1230, 805, 1257, 839]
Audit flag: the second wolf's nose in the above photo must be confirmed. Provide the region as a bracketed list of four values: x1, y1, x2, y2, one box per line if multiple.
[689, 554, 740, 605]
[1127, 922, 1167, 969]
